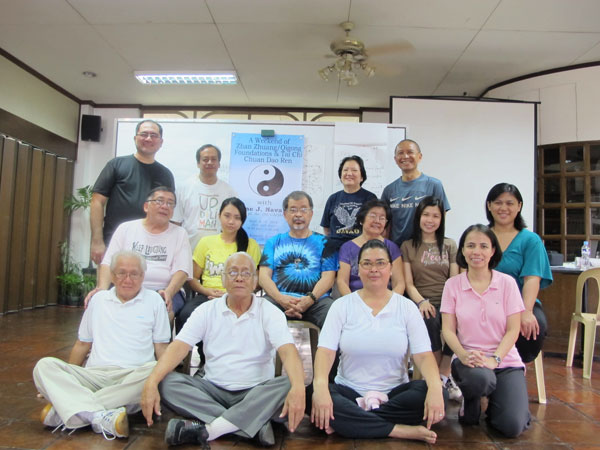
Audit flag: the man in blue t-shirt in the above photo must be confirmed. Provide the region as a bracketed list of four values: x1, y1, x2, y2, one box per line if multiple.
[381, 139, 450, 247]
[259, 191, 338, 329]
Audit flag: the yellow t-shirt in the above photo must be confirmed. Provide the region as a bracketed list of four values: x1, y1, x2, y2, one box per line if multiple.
[192, 234, 261, 290]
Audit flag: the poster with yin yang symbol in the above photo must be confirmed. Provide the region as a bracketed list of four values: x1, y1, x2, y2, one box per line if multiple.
[229, 133, 304, 245]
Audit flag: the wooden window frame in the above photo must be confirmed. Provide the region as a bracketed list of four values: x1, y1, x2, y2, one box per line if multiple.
[537, 141, 600, 259]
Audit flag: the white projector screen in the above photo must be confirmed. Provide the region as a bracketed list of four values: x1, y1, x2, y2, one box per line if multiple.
[391, 97, 537, 243]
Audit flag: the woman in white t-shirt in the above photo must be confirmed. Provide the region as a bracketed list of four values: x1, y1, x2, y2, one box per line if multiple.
[311, 239, 445, 443]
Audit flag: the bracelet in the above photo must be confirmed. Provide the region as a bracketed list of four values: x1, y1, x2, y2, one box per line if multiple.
[307, 292, 317, 302]
[417, 299, 429, 307]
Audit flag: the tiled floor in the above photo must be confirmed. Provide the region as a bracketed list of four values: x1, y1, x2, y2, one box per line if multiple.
[1, 306, 599, 449]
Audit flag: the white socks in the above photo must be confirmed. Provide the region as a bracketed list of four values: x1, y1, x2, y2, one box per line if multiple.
[206, 417, 239, 441]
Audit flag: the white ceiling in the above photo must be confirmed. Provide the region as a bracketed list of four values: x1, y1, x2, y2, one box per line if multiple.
[1, 0, 600, 109]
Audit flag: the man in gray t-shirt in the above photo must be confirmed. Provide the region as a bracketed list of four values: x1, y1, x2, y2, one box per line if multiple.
[381, 139, 450, 247]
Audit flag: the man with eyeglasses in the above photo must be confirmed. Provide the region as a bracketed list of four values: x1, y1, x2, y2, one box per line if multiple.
[91, 187, 192, 321]
[34, 250, 171, 440]
[381, 139, 450, 247]
[90, 119, 175, 265]
[259, 191, 338, 329]
[172, 144, 236, 250]
[141, 252, 305, 447]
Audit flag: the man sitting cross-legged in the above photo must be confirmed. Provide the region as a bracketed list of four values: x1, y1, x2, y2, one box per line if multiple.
[141, 251, 305, 447]
[33, 250, 171, 440]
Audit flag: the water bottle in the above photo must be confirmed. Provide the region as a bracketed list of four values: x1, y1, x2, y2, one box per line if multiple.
[580, 241, 591, 270]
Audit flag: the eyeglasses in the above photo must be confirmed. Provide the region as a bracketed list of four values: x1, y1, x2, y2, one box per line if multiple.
[225, 270, 254, 279]
[136, 132, 161, 140]
[367, 213, 387, 223]
[287, 207, 312, 214]
[147, 199, 176, 208]
[358, 260, 390, 269]
[114, 271, 143, 281]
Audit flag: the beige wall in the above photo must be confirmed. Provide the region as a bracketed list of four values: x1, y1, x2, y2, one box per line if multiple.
[0, 55, 79, 143]
[486, 65, 600, 145]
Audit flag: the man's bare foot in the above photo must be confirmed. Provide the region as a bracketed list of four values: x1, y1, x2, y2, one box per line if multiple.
[324, 425, 335, 435]
[389, 424, 437, 444]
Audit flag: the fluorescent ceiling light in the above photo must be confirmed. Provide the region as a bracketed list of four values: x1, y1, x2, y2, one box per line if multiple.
[134, 71, 237, 85]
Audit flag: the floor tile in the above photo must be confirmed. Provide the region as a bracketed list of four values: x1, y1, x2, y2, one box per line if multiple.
[530, 401, 590, 421]
[542, 421, 600, 444]
[551, 390, 600, 404]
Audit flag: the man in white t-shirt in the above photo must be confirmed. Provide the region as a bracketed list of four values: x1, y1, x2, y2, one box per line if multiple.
[33, 251, 171, 440]
[141, 252, 306, 447]
[172, 144, 237, 251]
[89, 187, 192, 321]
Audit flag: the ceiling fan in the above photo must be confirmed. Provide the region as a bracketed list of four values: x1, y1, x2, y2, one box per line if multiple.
[319, 21, 412, 86]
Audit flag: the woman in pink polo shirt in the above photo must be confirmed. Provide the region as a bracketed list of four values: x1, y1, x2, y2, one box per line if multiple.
[441, 224, 529, 438]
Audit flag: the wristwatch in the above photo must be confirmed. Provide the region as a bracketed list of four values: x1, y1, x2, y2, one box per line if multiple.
[307, 292, 317, 302]
[492, 355, 502, 366]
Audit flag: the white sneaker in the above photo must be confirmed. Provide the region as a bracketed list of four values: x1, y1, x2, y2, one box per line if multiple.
[91, 407, 129, 440]
[445, 376, 463, 402]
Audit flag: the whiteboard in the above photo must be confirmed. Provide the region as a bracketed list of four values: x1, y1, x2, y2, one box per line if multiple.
[115, 119, 405, 239]
[391, 97, 537, 242]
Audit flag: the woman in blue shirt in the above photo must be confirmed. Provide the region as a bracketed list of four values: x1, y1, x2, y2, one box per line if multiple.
[485, 183, 553, 362]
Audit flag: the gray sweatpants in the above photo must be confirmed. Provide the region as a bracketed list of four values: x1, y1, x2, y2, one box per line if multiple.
[159, 371, 291, 438]
[452, 360, 530, 438]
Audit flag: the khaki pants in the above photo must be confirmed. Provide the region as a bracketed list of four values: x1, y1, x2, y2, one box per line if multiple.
[33, 357, 156, 429]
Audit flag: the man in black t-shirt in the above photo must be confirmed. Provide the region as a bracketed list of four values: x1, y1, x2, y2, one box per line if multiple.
[90, 120, 174, 264]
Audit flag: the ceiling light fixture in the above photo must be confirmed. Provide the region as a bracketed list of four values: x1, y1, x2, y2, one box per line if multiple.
[318, 22, 376, 87]
[134, 71, 237, 85]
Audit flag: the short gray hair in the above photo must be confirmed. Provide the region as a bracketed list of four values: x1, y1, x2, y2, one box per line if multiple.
[282, 191, 313, 210]
[221, 252, 257, 284]
[110, 250, 146, 273]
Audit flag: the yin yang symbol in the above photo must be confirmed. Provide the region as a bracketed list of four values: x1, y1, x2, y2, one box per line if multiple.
[249, 165, 284, 197]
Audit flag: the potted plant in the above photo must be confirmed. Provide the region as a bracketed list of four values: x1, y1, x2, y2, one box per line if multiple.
[64, 185, 96, 277]
[57, 241, 83, 306]
[82, 273, 97, 300]
[56, 271, 83, 307]
[56, 186, 96, 305]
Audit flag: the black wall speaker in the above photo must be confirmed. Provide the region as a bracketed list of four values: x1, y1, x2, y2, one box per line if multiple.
[81, 114, 102, 142]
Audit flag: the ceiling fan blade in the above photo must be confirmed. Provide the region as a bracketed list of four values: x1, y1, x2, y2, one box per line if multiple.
[367, 41, 413, 56]
[371, 63, 404, 77]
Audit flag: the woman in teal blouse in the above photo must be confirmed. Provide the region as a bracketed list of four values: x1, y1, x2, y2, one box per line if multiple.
[485, 183, 553, 362]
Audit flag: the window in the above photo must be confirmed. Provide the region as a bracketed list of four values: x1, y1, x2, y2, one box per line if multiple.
[538, 141, 600, 260]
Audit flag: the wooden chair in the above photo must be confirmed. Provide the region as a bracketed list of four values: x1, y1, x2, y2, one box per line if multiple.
[566, 267, 600, 379]
[534, 352, 546, 403]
